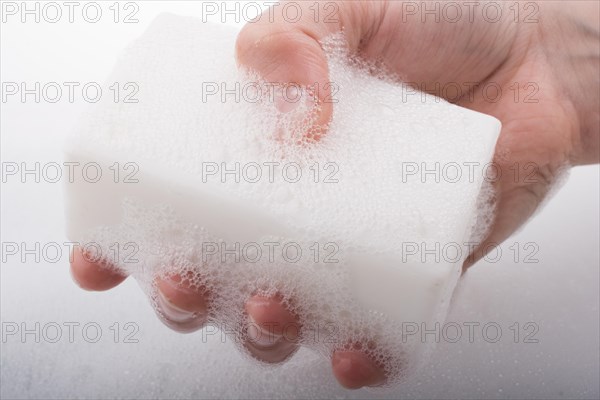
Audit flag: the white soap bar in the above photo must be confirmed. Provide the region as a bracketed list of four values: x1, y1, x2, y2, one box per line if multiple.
[64, 14, 500, 383]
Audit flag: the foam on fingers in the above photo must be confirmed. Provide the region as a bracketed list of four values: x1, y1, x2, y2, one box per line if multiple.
[64, 14, 500, 386]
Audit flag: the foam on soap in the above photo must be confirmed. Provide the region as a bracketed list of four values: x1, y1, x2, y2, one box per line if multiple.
[64, 14, 501, 385]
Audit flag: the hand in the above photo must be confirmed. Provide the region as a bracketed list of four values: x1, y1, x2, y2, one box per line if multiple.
[71, 0, 599, 389]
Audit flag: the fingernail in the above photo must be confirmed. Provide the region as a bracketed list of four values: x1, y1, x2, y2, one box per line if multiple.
[247, 316, 284, 348]
[156, 289, 201, 323]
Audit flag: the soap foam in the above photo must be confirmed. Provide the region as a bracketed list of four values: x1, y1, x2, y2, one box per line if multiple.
[65, 14, 500, 385]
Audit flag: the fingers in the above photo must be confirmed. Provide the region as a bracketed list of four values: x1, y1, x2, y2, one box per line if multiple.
[154, 273, 209, 333]
[70, 246, 127, 291]
[243, 294, 300, 363]
[242, 294, 387, 388]
[71, 246, 209, 333]
[235, 1, 368, 134]
[331, 350, 387, 389]
[71, 245, 387, 388]
[154, 281, 389, 387]
[70, 245, 209, 334]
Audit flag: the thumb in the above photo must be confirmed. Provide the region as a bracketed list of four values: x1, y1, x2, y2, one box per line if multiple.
[235, 2, 359, 135]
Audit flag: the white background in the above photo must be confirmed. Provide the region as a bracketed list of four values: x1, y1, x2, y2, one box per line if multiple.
[1, 1, 599, 398]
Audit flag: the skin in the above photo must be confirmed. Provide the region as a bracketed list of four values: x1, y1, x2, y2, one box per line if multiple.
[70, 1, 599, 390]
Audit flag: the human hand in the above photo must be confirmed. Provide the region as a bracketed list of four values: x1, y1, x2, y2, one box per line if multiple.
[71, 0, 599, 389]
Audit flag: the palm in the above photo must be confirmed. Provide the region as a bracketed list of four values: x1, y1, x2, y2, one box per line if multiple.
[355, 4, 578, 263]
[464, 59, 575, 262]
